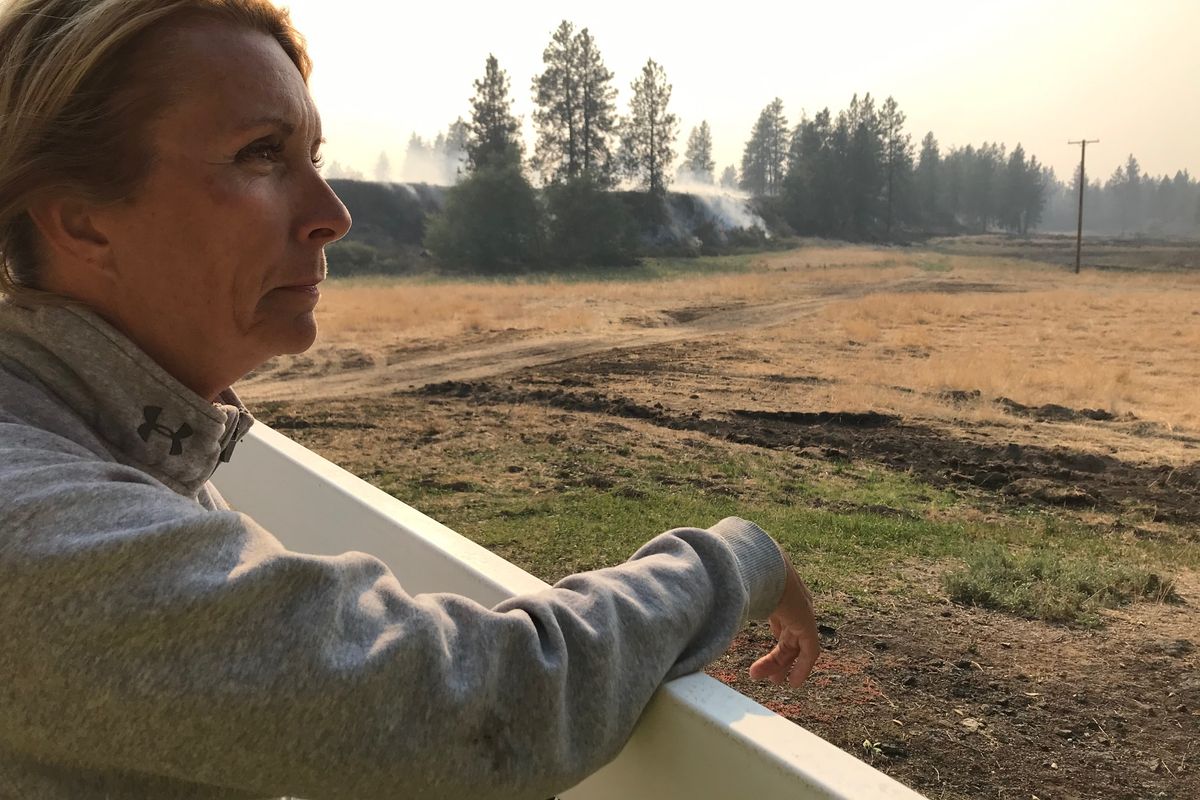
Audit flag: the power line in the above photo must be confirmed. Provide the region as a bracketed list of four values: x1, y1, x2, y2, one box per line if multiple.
[1068, 139, 1099, 274]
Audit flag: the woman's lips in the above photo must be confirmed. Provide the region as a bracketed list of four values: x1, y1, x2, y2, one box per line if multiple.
[276, 282, 321, 297]
[276, 281, 321, 293]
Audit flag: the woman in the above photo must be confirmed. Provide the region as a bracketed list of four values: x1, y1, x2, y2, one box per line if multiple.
[0, 1, 820, 798]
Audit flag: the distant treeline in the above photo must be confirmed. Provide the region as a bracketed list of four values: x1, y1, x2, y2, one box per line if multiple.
[327, 19, 1199, 274]
[737, 97, 1200, 240]
[1042, 156, 1199, 236]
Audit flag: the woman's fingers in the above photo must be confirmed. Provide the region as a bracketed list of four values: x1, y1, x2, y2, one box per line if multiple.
[786, 626, 820, 687]
[748, 623, 820, 686]
[749, 639, 797, 682]
[747, 556, 821, 686]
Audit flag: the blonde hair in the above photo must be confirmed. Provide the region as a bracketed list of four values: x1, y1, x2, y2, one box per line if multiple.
[0, 0, 311, 300]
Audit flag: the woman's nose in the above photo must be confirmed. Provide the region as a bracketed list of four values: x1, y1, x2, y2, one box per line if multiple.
[301, 177, 353, 245]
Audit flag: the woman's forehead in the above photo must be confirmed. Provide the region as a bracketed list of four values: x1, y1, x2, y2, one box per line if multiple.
[152, 18, 319, 139]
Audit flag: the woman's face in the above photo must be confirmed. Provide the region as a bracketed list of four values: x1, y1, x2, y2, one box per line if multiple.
[89, 19, 351, 399]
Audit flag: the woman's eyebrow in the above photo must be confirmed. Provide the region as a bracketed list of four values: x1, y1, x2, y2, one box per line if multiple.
[232, 116, 297, 136]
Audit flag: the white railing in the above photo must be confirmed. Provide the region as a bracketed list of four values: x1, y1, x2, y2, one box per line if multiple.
[213, 425, 926, 799]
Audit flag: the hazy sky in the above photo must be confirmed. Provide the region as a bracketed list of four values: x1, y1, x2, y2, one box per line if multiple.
[284, 0, 1199, 185]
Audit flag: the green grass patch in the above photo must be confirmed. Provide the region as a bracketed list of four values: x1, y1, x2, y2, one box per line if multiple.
[943, 542, 1179, 625]
[378, 436, 1187, 622]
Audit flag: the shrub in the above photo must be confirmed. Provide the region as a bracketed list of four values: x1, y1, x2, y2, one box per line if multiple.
[325, 240, 420, 277]
[544, 176, 638, 267]
[424, 162, 543, 272]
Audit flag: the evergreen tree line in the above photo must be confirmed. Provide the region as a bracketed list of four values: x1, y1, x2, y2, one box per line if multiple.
[766, 94, 1056, 240]
[354, 20, 1199, 272]
[741, 92, 1200, 240]
[1041, 154, 1200, 237]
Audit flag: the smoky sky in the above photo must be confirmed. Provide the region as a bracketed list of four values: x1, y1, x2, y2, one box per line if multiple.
[286, 0, 1200, 184]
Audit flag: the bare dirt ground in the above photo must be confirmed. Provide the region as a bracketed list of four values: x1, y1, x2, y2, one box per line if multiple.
[240, 242, 1199, 799]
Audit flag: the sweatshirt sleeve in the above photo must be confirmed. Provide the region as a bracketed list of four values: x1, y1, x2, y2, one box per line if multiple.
[0, 425, 787, 800]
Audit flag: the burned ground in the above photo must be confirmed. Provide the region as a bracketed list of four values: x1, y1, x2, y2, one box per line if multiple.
[417, 369, 1200, 527]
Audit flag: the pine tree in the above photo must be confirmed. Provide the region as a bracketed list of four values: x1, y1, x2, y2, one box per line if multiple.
[619, 59, 678, 194]
[740, 99, 788, 197]
[468, 54, 523, 172]
[441, 117, 469, 182]
[1022, 156, 1047, 234]
[424, 161, 542, 270]
[999, 143, 1029, 233]
[915, 132, 940, 226]
[1152, 174, 1175, 228]
[403, 133, 432, 182]
[374, 151, 392, 183]
[739, 132, 766, 197]
[840, 93, 882, 237]
[322, 160, 363, 181]
[943, 145, 968, 224]
[531, 23, 618, 186]
[429, 56, 540, 270]
[1172, 170, 1194, 232]
[782, 112, 820, 231]
[964, 141, 1003, 232]
[794, 108, 844, 235]
[531, 21, 581, 182]
[719, 165, 738, 189]
[1115, 154, 1143, 232]
[782, 107, 850, 236]
[576, 28, 618, 184]
[680, 121, 715, 183]
[878, 96, 913, 237]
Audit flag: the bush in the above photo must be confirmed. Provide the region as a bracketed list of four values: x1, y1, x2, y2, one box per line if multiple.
[325, 240, 421, 277]
[424, 161, 543, 271]
[544, 176, 638, 267]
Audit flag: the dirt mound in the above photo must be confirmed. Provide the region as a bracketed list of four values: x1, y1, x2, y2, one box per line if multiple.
[937, 390, 1134, 424]
[733, 409, 898, 428]
[996, 396, 1135, 423]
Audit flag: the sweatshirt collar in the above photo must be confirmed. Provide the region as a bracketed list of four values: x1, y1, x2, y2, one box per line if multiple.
[0, 300, 254, 498]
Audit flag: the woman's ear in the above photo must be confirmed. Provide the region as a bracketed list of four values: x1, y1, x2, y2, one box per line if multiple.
[26, 195, 114, 276]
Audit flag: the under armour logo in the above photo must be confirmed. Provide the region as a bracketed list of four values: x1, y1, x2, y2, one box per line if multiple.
[137, 406, 193, 456]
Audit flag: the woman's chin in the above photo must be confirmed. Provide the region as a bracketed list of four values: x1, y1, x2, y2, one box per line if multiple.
[266, 312, 319, 356]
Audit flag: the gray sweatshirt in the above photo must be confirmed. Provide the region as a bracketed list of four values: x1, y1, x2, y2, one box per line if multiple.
[0, 299, 788, 800]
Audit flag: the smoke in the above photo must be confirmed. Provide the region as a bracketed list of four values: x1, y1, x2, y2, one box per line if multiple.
[323, 149, 461, 186]
[399, 121, 469, 186]
[672, 173, 769, 234]
[399, 140, 464, 185]
[322, 160, 364, 181]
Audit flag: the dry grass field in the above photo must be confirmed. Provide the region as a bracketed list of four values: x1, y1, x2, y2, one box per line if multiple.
[247, 243, 1200, 462]
[240, 239, 1200, 800]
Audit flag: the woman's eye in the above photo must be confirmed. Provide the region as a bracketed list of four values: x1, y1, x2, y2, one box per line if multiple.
[235, 139, 323, 170]
[238, 141, 284, 164]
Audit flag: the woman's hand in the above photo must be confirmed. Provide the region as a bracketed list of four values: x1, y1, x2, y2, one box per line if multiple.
[748, 558, 820, 687]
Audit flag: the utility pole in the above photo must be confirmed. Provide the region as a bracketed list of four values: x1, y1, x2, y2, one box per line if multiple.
[1068, 139, 1098, 274]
